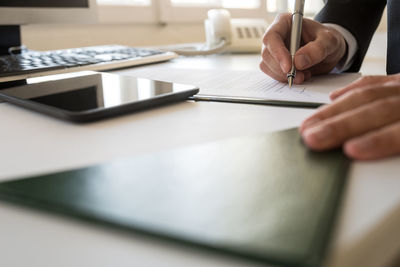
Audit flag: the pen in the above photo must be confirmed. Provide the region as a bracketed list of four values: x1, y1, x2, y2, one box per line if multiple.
[287, 0, 305, 88]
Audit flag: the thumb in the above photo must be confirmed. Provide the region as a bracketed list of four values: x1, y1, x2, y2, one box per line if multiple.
[294, 35, 338, 70]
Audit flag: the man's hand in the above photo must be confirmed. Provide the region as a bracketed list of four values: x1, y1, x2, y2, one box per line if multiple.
[260, 13, 347, 84]
[300, 74, 400, 160]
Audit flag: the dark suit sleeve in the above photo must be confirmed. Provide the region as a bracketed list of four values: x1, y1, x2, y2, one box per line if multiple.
[314, 0, 386, 72]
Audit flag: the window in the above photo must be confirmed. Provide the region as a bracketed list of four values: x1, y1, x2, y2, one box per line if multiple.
[97, 0, 156, 23]
[98, 0, 151, 5]
[171, 0, 260, 9]
[267, 0, 324, 16]
[96, 0, 325, 23]
[158, 0, 268, 23]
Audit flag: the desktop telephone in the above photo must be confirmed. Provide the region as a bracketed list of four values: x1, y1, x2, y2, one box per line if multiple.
[169, 9, 268, 56]
[205, 9, 268, 53]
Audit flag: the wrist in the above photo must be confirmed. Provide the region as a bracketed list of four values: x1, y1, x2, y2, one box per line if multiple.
[336, 33, 349, 68]
[324, 23, 358, 72]
[330, 27, 347, 65]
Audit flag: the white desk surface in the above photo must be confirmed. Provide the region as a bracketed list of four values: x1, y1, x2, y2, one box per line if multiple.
[1, 54, 399, 267]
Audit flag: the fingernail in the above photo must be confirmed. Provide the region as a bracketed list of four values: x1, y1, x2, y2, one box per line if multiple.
[296, 54, 311, 69]
[329, 89, 341, 99]
[349, 138, 373, 153]
[300, 117, 321, 133]
[303, 125, 332, 147]
[280, 61, 288, 73]
[329, 91, 337, 100]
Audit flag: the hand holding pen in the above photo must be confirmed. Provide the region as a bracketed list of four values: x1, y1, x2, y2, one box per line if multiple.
[287, 0, 305, 87]
[260, 4, 347, 85]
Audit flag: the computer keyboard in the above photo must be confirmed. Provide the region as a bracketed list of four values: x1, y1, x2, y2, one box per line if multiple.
[0, 45, 177, 82]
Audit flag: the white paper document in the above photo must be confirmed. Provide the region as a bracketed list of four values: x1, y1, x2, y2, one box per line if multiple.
[120, 66, 360, 106]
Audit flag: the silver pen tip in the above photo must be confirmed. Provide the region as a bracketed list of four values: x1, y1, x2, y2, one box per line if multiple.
[288, 77, 293, 88]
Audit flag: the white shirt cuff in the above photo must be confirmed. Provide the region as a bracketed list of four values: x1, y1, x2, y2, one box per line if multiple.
[323, 23, 358, 72]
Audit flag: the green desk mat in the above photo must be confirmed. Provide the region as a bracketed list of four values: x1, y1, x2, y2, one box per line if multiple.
[0, 128, 350, 267]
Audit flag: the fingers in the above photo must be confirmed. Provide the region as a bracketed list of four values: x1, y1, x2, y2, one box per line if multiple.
[300, 84, 400, 133]
[263, 32, 292, 73]
[294, 29, 345, 71]
[261, 47, 289, 83]
[301, 75, 400, 160]
[260, 14, 346, 84]
[345, 121, 400, 160]
[301, 96, 400, 151]
[261, 14, 292, 79]
[261, 14, 313, 84]
[260, 61, 306, 84]
[330, 75, 392, 100]
[261, 14, 346, 83]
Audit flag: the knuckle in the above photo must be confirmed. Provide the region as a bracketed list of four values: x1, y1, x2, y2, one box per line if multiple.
[393, 95, 400, 103]
[322, 30, 337, 46]
[313, 42, 328, 60]
[275, 13, 291, 22]
[383, 75, 400, 86]
[329, 121, 348, 140]
[266, 41, 280, 57]
[381, 95, 400, 107]
[392, 73, 400, 82]
[265, 40, 273, 51]
[378, 98, 394, 107]
[266, 42, 286, 62]
[260, 63, 275, 78]
[374, 98, 399, 117]
[261, 46, 268, 59]
[260, 61, 267, 72]
[262, 49, 277, 66]
[350, 88, 377, 103]
[262, 31, 271, 44]
[359, 75, 376, 85]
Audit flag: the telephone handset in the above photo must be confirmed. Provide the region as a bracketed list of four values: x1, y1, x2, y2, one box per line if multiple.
[205, 9, 268, 53]
[169, 9, 268, 56]
[204, 9, 232, 53]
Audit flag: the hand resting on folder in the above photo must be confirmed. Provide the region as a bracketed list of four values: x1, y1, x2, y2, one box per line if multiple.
[261, 13, 400, 160]
[300, 74, 400, 161]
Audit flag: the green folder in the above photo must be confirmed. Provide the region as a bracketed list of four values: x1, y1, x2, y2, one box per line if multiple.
[0, 129, 350, 267]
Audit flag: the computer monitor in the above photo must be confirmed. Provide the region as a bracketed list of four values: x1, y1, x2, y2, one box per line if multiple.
[0, 0, 97, 54]
[0, 0, 97, 25]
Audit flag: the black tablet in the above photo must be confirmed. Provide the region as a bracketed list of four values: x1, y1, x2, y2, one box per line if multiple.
[0, 71, 199, 122]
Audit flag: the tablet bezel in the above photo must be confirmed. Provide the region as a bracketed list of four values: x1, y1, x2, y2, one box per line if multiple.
[0, 72, 199, 122]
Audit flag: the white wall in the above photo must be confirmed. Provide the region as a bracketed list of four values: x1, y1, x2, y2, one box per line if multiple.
[21, 23, 206, 51]
[21, 8, 388, 55]
[22, 7, 387, 51]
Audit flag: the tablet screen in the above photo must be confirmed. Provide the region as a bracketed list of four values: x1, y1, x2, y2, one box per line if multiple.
[0, 71, 197, 112]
